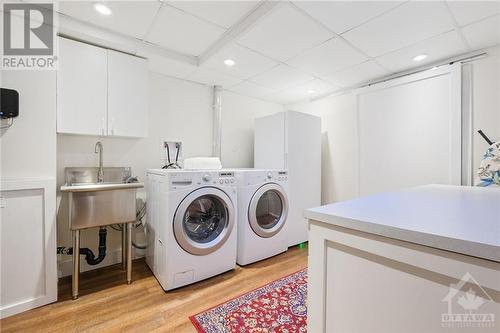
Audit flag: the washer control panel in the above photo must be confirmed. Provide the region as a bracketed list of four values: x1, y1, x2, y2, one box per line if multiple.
[217, 171, 235, 185]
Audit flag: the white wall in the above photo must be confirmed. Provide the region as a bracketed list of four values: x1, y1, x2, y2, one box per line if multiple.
[56, 72, 282, 275]
[222, 91, 283, 168]
[1, 71, 57, 179]
[289, 50, 500, 204]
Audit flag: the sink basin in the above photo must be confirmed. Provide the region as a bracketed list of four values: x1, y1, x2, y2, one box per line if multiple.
[61, 167, 144, 230]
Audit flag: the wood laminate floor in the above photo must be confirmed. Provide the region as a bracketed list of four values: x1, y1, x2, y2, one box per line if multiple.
[1, 246, 308, 333]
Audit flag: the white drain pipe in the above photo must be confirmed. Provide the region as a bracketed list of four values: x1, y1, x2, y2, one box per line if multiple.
[212, 85, 223, 159]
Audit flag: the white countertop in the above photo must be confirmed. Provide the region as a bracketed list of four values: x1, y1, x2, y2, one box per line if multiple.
[304, 185, 500, 262]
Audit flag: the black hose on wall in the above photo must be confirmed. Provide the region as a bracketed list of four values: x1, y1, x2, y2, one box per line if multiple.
[57, 227, 107, 265]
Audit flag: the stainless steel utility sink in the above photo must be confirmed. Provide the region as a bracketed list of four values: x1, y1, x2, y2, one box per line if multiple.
[61, 167, 144, 230]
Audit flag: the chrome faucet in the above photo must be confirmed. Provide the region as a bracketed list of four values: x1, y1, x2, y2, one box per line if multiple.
[95, 141, 104, 183]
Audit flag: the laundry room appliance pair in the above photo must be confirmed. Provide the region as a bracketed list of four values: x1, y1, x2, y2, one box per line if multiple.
[145, 168, 289, 291]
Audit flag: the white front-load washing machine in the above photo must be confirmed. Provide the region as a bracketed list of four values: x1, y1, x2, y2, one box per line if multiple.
[145, 169, 237, 291]
[233, 169, 289, 265]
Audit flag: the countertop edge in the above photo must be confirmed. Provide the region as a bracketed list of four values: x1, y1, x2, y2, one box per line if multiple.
[304, 209, 500, 263]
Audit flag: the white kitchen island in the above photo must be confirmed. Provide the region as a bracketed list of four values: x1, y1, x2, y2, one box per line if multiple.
[305, 185, 500, 333]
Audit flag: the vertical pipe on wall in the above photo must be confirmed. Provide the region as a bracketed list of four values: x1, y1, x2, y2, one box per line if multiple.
[212, 85, 223, 159]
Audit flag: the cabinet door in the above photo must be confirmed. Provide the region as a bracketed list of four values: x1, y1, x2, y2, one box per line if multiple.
[57, 37, 107, 136]
[0, 180, 57, 319]
[107, 50, 148, 138]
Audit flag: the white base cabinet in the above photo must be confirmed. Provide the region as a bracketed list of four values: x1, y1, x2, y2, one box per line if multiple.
[0, 179, 57, 319]
[307, 221, 500, 333]
[57, 37, 148, 138]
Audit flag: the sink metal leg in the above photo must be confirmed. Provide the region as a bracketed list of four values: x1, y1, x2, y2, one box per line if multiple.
[121, 224, 126, 270]
[72, 229, 80, 300]
[126, 222, 132, 284]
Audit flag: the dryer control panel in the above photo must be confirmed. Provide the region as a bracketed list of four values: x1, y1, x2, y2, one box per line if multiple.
[275, 170, 288, 182]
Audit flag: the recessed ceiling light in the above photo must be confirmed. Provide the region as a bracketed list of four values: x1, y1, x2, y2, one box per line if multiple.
[94, 3, 112, 16]
[413, 54, 428, 62]
[224, 59, 235, 67]
[307, 89, 316, 94]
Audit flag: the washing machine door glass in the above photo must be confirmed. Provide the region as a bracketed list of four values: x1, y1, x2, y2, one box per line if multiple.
[183, 195, 226, 243]
[174, 187, 235, 255]
[249, 183, 288, 238]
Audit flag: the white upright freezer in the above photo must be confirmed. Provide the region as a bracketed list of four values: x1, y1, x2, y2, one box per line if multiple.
[254, 110, 321, 247]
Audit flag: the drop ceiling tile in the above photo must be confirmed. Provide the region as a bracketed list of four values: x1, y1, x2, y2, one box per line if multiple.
[238, 3, 334, 62]
[147, 54, 197, 79]
[287, 37, 368, 77]
[146, 5, 226, 56]
[249, 64, 314, 90]
[462, 15, 500, 50]
[186, 68, 242, 87]
[293, 1, 402, 34]
[167, 1, 258, 28]
[376, 30, 468, 72]
[265, 79, 339, 104]
[58, 1, 161, 39]
[342, 1, 455, 57]
[325, 61, 390, 87]
[447, 1, 500, 27]
[201, 44, 279, 79]
[228, 81, 278, 99]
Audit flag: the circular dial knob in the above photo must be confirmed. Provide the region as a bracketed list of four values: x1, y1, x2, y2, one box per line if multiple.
[267, 172, 272, 179]
[203, 174, 211, 182]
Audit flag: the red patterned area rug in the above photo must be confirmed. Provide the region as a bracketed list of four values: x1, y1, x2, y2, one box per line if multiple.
[189, 268, 307, 333]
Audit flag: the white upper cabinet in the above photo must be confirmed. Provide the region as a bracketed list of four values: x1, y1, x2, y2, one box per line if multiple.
[57, 37, 148, 138]
[107, 50, 148, 138]
[57, 37, 107, 136]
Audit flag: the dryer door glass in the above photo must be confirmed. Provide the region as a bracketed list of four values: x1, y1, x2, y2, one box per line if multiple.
[255, 190, 283, 229]
[249, 183, 288, 238]
[183, 195, 227, 244]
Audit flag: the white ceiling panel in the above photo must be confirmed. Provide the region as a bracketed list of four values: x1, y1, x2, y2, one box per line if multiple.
[376, 30, 468, 72]
[287, 37, 368, 77]
[342, 1, 455, 57]
[167, 1, 258, 28]
[146, 5, 226, 56]
[265, 79, 339, 104]
[147, 54, 197, 79]
[249, 64, 314, 91]
[229, 81, 278, 99]
[325, 61, 390, 87]
[186, 68, 242, 87]
[238, 3, 334, 62]
[58, 1, 161, 39]
[293, 1, 402, 34]
[201, 44, 278, 79]
[461, 15, 500, 50]
[447, 1, 500, 27]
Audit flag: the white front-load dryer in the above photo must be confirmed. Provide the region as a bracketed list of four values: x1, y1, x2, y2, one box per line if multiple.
[145, 169, 237, 291]
[234, 169, 289, 265]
